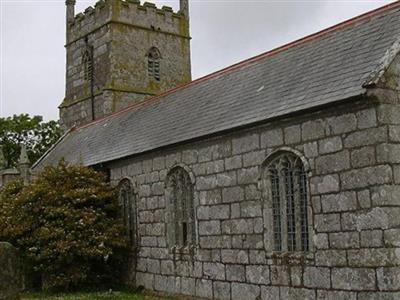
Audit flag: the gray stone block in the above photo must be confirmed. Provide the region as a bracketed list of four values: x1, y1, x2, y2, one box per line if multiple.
[371, 185, 400, 206]
[196, 279, 213, 299]
[360, 230, 383, 247]
[261, 128, 284, 148]
[221, 249, 249, 264]
[377, 144, 400, 163]
[203, 262, 225, 280]
[232, 134, 260, 155]
[344, 127, 387, 148]
[304, 141, 319, 158]
[315, 249, 347, 267]
[315, 150, 350, 174]
[270, 265, 290, 285]
[314, 213, 341, 232]
[328, 114, 357, 135]
[357, 108, 377, 129]
[231, 283, 260, 300]
[225, 156, 242, 171]
[217, 171, 237, 187]
[331, 267, 375, 290]
[329, 231, 359, 249]
[284, 125, 301, 144]
[261, 286, 279, 300]
[243, 151, 266, 167]
[181, 277, 196, 295]
[198, 220, 221, 236]
[341, 165, 392, 190]
[246, 265, 270, 285]
[302, 119, 326, 141]
[226, 264, 245, 282]
[347, 248, 400, 267]
[280, 287, 316, 300]
[213, 281, 231, 300]
[321, 192, 357, 213]
[222, 186, 244, 203]
[249, 250, 267, 264]
[384, 228, 400, 247]
[319, 136, 343, 154]
[304, 267, 330, 289]
[377, 104, 400, 125]
[237, 167, 259, 185]
[377, 267, 400, 291]
[351, 146, 375, 168]
[317, 290, 356, 300]
[310, 174, 340, 195]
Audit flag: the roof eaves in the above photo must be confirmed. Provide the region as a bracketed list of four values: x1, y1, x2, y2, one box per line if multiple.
[363, 35, 400, 87]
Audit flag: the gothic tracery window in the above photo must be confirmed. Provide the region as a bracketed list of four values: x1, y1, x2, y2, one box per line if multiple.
[166, 167, 195, 248]
[263, 152, 310, 252]
[82, 48, 93, 81]
[147, 47, 161, 81]
[118, 179, 136, 246]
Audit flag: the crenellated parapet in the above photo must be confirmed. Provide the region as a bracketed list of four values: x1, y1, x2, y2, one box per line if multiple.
[67, 0, 189, 44]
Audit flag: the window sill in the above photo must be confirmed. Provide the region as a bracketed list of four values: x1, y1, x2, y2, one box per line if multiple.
[170, 245, 196, 255]
[268, 251, 315, 265]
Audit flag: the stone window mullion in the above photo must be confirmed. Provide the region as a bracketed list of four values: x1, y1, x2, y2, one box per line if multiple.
[293, 164, 302, 252]
[278, 161, 288, 252]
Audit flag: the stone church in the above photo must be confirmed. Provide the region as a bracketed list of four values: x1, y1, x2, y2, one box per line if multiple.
[33, 0, 400, 299]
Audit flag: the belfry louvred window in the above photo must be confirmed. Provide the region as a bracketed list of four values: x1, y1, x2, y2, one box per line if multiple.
[147, 47, 161, 81]
[82, 48, 93, 81]
[166, 167, 195, 248]
[265, 153, 309, 252]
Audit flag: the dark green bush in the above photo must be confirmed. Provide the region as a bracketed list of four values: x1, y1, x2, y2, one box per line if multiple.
[0, 162, 128, 291]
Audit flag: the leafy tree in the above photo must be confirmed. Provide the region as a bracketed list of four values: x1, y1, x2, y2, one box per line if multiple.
[0, 162, 128, 291]
[0, 114, 62, 168]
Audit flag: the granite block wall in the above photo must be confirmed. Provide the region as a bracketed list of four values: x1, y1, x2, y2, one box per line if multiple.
[108, 98, 400, 299]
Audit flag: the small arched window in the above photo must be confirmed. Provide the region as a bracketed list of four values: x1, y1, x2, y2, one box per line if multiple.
[118, 179, 136, 246]
[262, 152, 310, 252]
[166, 167, 195, 248]
[82, 48, 93, 81]
[147, 47, 161, 81]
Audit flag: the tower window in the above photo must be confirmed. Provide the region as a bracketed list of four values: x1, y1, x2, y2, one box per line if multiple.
[147, 47, 161, 81]
[166, 166, 195, 249]
[82, 48, 93, 81]
[263, 152, 310, 252]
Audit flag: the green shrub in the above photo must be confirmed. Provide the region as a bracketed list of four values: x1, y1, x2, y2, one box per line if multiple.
[0, 162, 128, 291]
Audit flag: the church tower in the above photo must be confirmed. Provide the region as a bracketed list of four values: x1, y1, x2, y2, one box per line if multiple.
[61, 0, 191, 130]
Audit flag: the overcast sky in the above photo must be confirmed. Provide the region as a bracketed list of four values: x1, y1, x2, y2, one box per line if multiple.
[0, 0, 395, 121]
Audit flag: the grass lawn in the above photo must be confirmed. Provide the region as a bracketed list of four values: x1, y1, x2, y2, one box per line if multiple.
[21, 291, 178, 300]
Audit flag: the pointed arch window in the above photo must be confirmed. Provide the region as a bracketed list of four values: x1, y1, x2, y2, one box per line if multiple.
[82, 47, 93, 81]
[166, 167, 195, 248]
[263, 152, 310, 252]
[118, 179, 136, 246]
[147, 47, 161, 81]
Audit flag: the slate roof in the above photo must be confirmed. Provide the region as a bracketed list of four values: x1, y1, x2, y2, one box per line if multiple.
[34, 2, 400, 170]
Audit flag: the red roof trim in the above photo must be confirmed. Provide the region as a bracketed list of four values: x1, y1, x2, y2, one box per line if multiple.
[74, 0, 400, 131]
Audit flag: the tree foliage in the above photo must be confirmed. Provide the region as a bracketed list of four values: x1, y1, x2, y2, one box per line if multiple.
[0, 114, 62, 168]
[0, 162, 128, 290]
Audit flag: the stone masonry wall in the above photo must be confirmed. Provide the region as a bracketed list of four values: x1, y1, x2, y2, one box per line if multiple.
[108, 97, 400, 300]
[61, 0, 191, 129]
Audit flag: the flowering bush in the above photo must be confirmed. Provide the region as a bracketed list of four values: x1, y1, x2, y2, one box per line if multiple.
[0, 162, 128, 290]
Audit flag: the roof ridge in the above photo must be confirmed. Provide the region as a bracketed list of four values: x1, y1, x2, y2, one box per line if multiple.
[74, 0, 400, 131]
